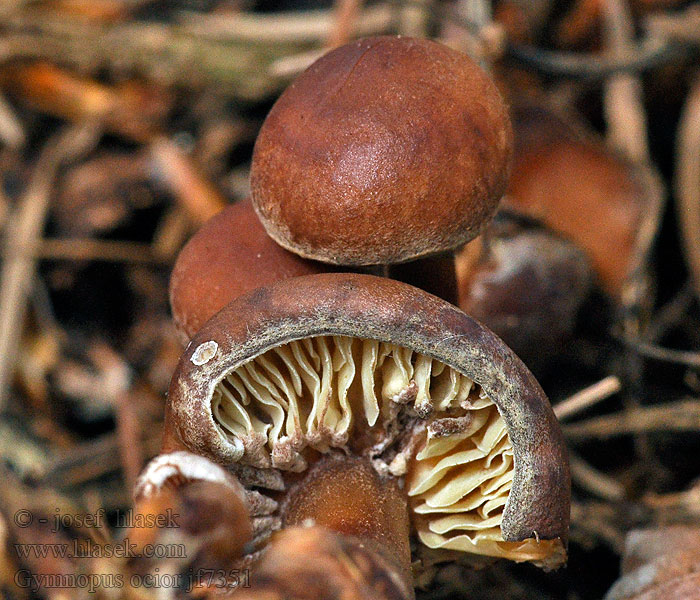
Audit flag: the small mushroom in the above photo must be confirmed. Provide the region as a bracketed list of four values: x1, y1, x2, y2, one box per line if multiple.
[231, 453, 413, 599]
[131, 451, 259, 577]
[164, 273, 569, 577]
[282, 454, 412, 582]
[250, 36, 512, 302]
[456, 213, 593, 372]
[505, 103, 653, 298]
[169, 198, 328, 343]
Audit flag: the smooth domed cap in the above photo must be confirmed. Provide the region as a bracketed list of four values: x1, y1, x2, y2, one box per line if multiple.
[250, 36, 513, 266]
[169, 199, 328, 342]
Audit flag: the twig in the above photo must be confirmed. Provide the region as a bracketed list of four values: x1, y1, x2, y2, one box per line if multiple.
[396, 0, 430, 38]
[507, 36, 675, 79]
[602, 0, 650, 164]
[88, 343, 142, 491]
[617, 334, 700, 369]
[2, 239, 168, 264]
[149, 137, 226, 225]
[177, 4, 393, 44]
[675, 77, 700, 302]
[0, 92, 25, 149]
[326, 0, 364, 49]
[43, 428, 161, 489]
[570, 451, 625, 502]
[0, 123, 101, 410]
[564, 399, 700, 440]
[645, 4, 700, 45]
[643, 282, 695, 343]
[553, 376, 622, 421]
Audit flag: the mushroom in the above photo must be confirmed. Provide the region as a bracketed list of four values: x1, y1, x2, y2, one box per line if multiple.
[505, 103, 655, 299]
[169, 198, 329, 343]
[131, 453, 255, 568]
[455, 213, 593, 372]
[163, 273, 569, 578]
[250, 36, 513, 302]
[230, 454, 414, 599]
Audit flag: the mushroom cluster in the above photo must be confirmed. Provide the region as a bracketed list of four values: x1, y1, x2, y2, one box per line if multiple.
[139, 35, 570, 598]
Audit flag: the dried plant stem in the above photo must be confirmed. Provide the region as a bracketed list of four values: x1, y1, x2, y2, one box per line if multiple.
[570, 452, 625, 502]
[564, 399, 700, 440]
[1, 239, 168, 264]
[0, 5, 395, 99]
[149, 137, 226, 225]
[0, 123, 100, 409]
[602, 0, 650, 164]
[645, 4, 700, 44]
[553, 376, 622, 421]
[326, 0, 364, 48]
[0, 92, 25, 148]
[676, 77, 700, 301]
[177, 4, 393, 44]
[617, 334, 700, 369]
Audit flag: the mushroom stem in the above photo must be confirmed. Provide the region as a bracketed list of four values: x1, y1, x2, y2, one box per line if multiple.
[389, 252, 459, 305]
[281, 453, 413, 591]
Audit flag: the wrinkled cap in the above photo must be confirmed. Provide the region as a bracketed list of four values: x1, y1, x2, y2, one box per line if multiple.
[250, 36, 513, 266]
[165, 273, 569, 569]
[169, 199, 328, 342]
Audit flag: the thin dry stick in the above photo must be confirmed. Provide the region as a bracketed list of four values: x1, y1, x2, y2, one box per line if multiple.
[564, 399, 700, 440]
[570, 452, 625, 502]
[0, 92, 25, 148]
[675, 77, 700, 301]
[0, 124, 100, 409]
[326, 0, 364, 48]
[114, 389, 142, 491]
[553, 376, 622, 421]
[1, 239, 168, 264]
[397, 0, 431, 38]
[618, 334, 700, 369]
[645, 4, 700, 45]
[149, 137, 226, 225]
[602, 0, 650, 164]
[178, 4, 393, 44]
[88, 343, 142, 491]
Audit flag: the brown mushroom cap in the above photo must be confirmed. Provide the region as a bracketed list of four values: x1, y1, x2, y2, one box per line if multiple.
[456, 215, 593, 371]
[250, 36, 513, 266]
[165, 273, 569, 567]
[506, 104, 652, 297]
[169, 199, 328, 342]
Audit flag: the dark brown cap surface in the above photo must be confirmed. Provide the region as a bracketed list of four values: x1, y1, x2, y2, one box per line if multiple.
[169, 199, 328, 342]
[251, 36, 513, 266]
